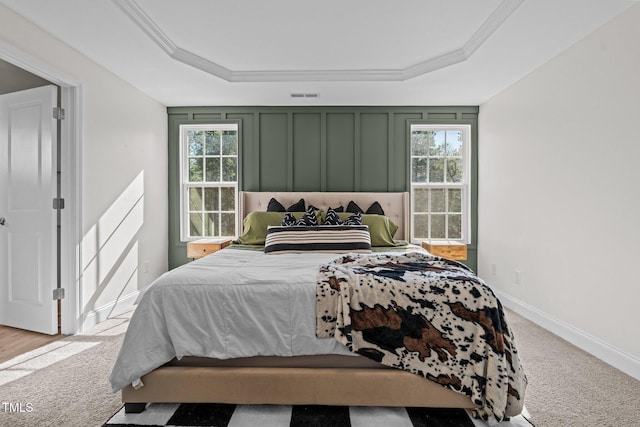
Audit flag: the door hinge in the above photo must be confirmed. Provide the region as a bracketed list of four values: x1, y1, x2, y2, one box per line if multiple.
[53, 198, 65, 209]
[53, 107, 65, 120]
[53, 288, 65, 300]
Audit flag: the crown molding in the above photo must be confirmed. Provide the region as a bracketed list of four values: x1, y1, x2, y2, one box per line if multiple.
[232, 69, 403, 82]
[464, 0, 524, 57]
[113, 0, 524, 83]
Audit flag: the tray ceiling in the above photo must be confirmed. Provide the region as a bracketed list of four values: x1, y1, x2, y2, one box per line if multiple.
[0, 0, 634, 105]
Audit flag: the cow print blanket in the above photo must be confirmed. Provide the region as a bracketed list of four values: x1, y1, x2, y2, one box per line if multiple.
[316, 251, 527, 421]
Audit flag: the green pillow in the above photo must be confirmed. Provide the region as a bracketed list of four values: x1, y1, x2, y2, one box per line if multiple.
[235, 210, 323, 245]
[337, 213, 401, 247]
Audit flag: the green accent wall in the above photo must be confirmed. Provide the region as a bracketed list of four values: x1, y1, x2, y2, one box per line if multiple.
[168, 106, 479, 269]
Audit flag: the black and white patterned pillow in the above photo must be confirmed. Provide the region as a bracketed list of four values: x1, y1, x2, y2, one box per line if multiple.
[281, 212, 297, 226]
[343, 211, 362, 225]
[265, 225, 372, 254]
[323, 207, 343, 225]
[296, 206, 319, 226]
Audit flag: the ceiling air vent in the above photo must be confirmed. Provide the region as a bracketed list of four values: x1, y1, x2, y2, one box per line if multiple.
[290, 93, 320, 98]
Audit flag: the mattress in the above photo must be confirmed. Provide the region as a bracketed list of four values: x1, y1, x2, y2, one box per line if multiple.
[110, 246, 418, 392]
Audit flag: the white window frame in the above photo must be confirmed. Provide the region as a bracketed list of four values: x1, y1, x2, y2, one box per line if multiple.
[179, 124, 239, 242]
[410, 124, 471, 244]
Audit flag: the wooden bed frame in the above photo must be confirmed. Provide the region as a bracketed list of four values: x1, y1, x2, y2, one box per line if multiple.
[121, 192, 477, 412]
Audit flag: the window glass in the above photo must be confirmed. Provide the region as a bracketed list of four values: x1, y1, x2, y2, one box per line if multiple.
[181, 124, 239, 240]
[410, 125, 469, 242]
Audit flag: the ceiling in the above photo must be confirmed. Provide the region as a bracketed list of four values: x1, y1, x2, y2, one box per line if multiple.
[0, 0, 634, 106]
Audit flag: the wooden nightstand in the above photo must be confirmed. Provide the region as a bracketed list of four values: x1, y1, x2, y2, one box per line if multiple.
[187, 238, 232, 259]
[421, 240, 467, 260]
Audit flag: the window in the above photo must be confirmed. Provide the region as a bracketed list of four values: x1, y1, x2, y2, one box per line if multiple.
[410, 125, 470, 243]
[180, 124, 239, 241]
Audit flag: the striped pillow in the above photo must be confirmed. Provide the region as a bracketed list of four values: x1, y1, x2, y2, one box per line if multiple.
[264, 225, 372, 254]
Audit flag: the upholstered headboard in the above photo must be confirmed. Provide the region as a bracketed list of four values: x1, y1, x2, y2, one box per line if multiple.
[240, 192, 410, 241]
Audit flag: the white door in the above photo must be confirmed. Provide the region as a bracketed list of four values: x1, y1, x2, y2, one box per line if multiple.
[0, 85, 58, 335]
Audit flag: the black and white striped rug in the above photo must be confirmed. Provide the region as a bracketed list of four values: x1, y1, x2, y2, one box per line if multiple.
[103, 403, 534, 427]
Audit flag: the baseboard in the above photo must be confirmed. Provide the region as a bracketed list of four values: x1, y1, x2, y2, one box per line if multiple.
[494, 289, 640, 381]
[80, 290, 140, 333]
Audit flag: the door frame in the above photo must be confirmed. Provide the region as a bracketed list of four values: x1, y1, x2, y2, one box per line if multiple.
[0, 40, 82, 335]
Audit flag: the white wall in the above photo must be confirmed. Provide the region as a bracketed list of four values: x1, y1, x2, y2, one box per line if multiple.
[0, 4, 168, 331]
[478, 4, 640, 378]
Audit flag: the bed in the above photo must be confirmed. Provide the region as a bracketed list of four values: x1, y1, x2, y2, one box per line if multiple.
[110, 191, 525, 421]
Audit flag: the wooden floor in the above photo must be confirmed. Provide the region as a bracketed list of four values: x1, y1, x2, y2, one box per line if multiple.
[0, 325, 65, 364]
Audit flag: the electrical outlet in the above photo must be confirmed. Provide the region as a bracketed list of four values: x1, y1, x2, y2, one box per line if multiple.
[143, 260, 150, 274]
[515, 270, 522, 285]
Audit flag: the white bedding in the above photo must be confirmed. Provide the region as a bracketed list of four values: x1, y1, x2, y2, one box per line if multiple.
[109, 246, 370, 392]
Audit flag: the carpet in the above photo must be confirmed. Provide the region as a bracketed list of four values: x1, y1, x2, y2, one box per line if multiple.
[4, 308, 637, 426]
[103, 403, 534, 427]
